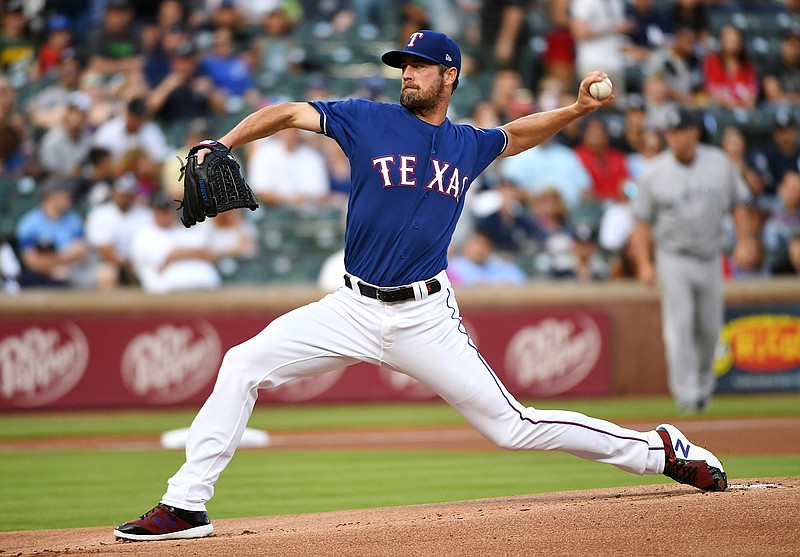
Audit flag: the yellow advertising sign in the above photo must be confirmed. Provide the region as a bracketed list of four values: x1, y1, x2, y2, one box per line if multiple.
[715, 315, 800, 376]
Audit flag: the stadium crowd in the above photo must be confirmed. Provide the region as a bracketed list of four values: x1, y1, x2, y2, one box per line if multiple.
[0, 0, 799, 294]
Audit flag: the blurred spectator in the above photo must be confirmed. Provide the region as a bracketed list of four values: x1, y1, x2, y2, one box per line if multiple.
[142, 19, 191, 88]
[762, 170, 800, 274]
[130, 190, 221, 294]
[299, 0, 356, 35]
[471, 179, 544, 255]
[570, 222, 608, 281]
[0, 236, 21, 294]
[141, 0, 187, 57]
[531, 187, 571, 238]
[317, 246, 345, 292]
[598, 182, 638, 279]
[147, 39, 220, 123]
[14, 177, 89, 288]
[500, 136, 591, 211]
[254, 6, 302, 88]
[199, 27, 259, 113]
[641, 73, 680, 132]
[720, 125, 763, 198]
[574, 117, 630, 202]
[761, 28, 800, 107]
[770, 230, 800, 275]
[613, 94, 647, 154]
[645, 24, 704, 107]
[92, 97, 170, 164]
[570, 0, 631, 104]
[205, 209, 259, 260]
[542, 0, 575, 92]
[38, 91, 93, 178]
[84, 172, 154, 289]
[702, 24, 759, 110]
[114, 147, 162, 199]
[25, 48, 83, 131]
[207, 0, 253, 53]
[45, 0, 94, 47]
[74, 146, 115, 207]
[0, 0, 37, 88]
[37, 14, 74, 77]
[624, 0, 674, 65]
[478, 0, 527, 72]
[669, 0, 709, 47]
[0, 73, 31, 176]
[626, 127, 665, 180]
[320, 135, 351, 202]
[487, 68, 533, 123]
[447, 229, 527, 286]
[162, 117, 215, 201]
[246, 127, 331, 206]
[750, 110, 800, 199]
[84, 0, 144, 91]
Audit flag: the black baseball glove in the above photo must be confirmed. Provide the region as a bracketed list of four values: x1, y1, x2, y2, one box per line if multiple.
[178, 140, 259, 228]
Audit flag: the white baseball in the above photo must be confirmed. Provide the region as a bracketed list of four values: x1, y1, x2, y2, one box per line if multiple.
[589, 77, 613, 100]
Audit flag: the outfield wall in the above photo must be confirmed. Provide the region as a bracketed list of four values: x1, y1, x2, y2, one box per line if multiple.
[0, 278, 797, 410]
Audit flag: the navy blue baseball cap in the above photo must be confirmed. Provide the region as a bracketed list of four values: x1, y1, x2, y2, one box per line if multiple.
[381, 30, 461, 77]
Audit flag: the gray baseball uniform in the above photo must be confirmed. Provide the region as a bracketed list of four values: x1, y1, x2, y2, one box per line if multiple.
[632, 143, 751, 410]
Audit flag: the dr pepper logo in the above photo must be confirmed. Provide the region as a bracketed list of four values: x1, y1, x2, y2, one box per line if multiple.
[504, 315, 602, 396]
[714, 314, 800, 375]
[121, 321, 221, 404]
[0, 323, 89, 408]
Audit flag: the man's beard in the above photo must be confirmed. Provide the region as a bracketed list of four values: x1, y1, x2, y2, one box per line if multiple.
[400, 76, 445, 112]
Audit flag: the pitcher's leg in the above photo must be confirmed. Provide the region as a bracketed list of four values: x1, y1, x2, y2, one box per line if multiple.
[385, 289, 665, 476]
[162, 294, 369, 510]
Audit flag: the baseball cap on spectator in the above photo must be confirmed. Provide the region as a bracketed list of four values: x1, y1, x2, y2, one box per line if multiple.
[66, 91, 92, 113]
[150, 190, 174, 210]
[39, 176, 75, 199]
[107, 0, 133, 10]
[175, 39, 197, 58]
[381, 30, 461, 78]
[774, 109, 797, 128]
[572, 222, 597, 243]
[5, 0, 24, 14]
[46, 13, 71, 32]
[113, 172, 138, 195]
[664, 107, 701, 131]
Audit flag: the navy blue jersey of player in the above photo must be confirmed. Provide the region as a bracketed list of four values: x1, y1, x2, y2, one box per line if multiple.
[310, 99, 507, 287]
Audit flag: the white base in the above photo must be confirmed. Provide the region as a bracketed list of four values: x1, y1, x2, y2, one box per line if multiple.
[160, 427, 270, 449]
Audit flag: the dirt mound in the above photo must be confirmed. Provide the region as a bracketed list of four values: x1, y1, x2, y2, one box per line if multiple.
[1, 477, 797, 557]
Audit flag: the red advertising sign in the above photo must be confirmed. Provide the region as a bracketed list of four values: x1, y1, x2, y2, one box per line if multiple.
[0, 308, 610, 410]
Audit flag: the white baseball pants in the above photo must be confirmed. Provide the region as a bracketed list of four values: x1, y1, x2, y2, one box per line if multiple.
[162, 271, 666, 511]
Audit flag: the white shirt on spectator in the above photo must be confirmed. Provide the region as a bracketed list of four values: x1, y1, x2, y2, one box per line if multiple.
[247, 133, 330, 202]
[85, 202, 153, 262]
[130, 221, 221, 294]
[91, 115, 170, 162]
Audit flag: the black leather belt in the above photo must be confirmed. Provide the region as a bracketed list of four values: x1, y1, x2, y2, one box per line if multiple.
[344, 274, 441, 302]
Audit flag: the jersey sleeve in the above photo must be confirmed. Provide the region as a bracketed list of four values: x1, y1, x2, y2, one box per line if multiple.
[471, 126, 509, 176]
[308, 99, 366, 157]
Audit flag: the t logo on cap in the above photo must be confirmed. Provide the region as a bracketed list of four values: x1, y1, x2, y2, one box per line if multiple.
[407, 32, 424, 47]
[382, 29, 462, 78]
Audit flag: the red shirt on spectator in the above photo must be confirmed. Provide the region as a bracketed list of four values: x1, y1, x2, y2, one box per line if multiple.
[703, 52, 759, 107]
[574, 143, 629, 201]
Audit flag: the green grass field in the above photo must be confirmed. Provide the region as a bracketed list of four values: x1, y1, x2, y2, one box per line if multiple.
[1, 393, 798, 532]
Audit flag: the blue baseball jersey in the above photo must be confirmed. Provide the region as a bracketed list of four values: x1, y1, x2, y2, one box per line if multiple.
[310, 99, 508, 287]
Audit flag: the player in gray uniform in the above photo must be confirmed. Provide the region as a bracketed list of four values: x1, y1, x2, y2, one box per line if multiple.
[631, 107, 758, 413]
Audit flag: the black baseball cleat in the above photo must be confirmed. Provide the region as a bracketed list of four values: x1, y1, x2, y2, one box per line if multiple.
[657, 424, 728, 492]
[114, 503, 214, 541]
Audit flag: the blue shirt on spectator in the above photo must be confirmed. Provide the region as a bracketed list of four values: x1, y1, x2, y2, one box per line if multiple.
[16, 207, 84, 252]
